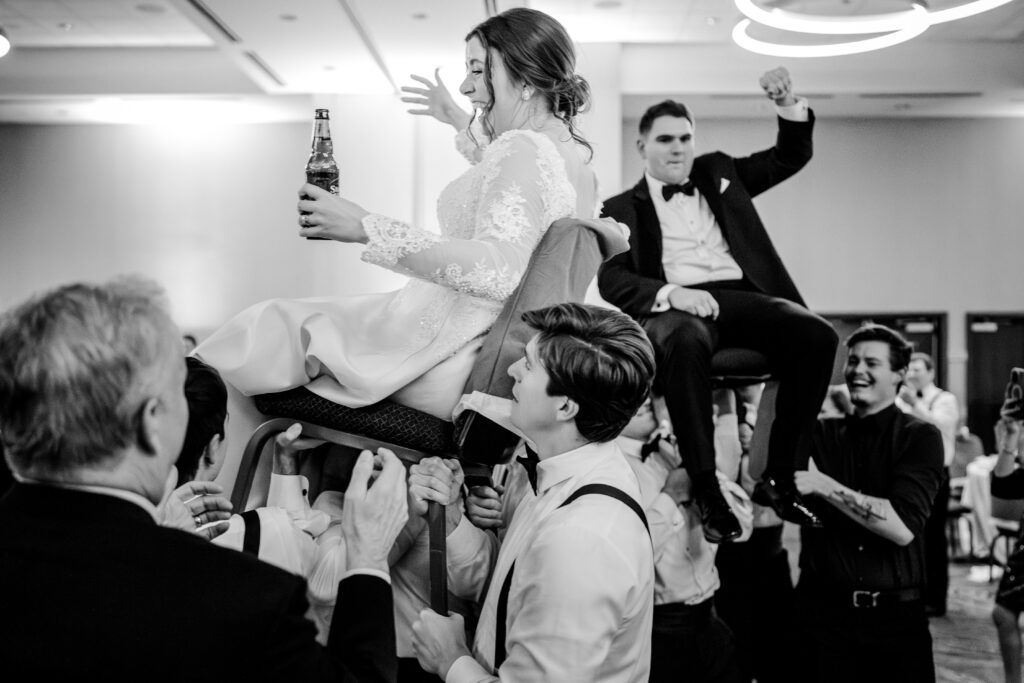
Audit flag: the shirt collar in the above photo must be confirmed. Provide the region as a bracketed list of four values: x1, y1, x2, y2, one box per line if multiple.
[849, 402, 899, 431]
[536, 440, 620, 495]
[15, 476, 160, 521]
[617, 436, 644, 459]
[645, 172, 693, 203]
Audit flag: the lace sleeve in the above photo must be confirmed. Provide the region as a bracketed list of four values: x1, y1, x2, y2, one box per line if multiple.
[361, 131, 575, 303]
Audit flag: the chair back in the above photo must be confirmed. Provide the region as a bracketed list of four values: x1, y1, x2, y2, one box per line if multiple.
[991, 495, 1024, 524]
[455, 217, 628, 465]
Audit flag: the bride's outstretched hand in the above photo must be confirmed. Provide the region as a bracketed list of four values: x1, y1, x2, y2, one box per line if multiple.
[297, 184, 370, 244]
[400, 68, 472, 131]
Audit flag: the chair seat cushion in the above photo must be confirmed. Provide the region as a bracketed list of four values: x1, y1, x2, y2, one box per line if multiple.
[710, 348, 772, 385]
[254, 388, 455, 454]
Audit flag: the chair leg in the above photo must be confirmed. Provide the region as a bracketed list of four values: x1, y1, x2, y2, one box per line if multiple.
[428, 500, 448, 614]
[992, 534, 1001, 582]
[231, 418, 297, 510]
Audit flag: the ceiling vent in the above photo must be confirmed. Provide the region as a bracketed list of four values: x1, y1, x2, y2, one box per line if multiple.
[243, 51, 285, 87]
[186, 0, 241, 43]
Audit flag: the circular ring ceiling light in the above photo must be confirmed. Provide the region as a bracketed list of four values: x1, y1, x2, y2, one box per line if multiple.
[732, 0, 1019, 57]
[732, 16, 930, 57]
[734, 0, 927, 33]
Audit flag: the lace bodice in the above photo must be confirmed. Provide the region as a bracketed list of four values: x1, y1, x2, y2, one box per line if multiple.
[361, 128, 579, 303]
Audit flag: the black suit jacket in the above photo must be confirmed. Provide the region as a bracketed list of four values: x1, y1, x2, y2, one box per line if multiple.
[598, 114, 815, 319]
[0, 484, 397, 682]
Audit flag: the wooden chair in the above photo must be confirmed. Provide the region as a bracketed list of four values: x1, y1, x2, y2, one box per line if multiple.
[230, 217, 628, 612]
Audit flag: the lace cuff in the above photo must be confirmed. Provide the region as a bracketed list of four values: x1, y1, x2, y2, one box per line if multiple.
[361, 214, 444, 268]
[454, 129, 481, 164]
[454, 118, 488, 164]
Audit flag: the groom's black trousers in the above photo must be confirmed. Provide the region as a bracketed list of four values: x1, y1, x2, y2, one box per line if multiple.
[640, 280, 837, 477]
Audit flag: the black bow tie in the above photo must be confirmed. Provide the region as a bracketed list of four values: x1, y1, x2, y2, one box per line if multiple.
[640, 433, 662, 463]
[662, 181, 695, 201]
[517, 446, 540, 494]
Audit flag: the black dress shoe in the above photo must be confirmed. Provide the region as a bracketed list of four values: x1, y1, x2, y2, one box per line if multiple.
[752, 477, 823, 527]
[694, 484, 742, 544]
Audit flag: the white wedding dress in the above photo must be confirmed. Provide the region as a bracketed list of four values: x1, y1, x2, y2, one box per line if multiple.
[196, 122, 597, 420]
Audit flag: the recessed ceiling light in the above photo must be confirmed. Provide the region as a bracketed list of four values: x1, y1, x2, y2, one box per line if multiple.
[58, 22, 73, 31]
[595, 1, 622, 9]
[324, 65, 336, 71]
[279, 14, 297, 21]
[412, 12, 428, 20]
[135, 3, 166, 14]
[706, 16, 720, 26]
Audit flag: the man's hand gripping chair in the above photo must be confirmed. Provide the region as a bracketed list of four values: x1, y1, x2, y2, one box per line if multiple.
[230, 217, 629, 613]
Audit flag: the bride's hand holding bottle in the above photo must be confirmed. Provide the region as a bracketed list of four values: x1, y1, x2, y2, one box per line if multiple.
[296, 184, 370, 244]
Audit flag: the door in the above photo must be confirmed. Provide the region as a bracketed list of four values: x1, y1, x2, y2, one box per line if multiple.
[967, 314, 1024, 453]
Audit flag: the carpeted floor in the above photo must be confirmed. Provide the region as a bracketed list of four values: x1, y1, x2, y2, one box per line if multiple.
[933, 562, 1004, 683]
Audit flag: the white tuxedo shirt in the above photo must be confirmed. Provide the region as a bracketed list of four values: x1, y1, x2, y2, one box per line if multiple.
[445, 440, 655, 683]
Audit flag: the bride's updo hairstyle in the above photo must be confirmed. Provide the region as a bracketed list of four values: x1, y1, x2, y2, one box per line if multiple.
[467, 8, 593, 159]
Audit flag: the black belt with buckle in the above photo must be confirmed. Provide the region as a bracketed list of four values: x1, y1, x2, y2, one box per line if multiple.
[849, 587, 922, 609]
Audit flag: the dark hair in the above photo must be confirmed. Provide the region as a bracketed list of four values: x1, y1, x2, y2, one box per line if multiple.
[522, 303, 655, 443]
[176, 356, 228, 483]
[0, 277, 176, 478]
[466, 8, 592, 159]
[639, 99, 694, 137]
[910, 351, 933, 372]
[845, 324, 914, 373]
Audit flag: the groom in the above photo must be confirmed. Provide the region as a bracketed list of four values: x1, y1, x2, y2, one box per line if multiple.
[599, 67, 838, 542]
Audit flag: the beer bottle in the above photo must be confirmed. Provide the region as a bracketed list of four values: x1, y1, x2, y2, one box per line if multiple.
[303, 108, 339, 239]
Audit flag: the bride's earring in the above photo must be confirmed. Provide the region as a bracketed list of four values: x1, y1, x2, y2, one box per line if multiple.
[522, 87, 532, 101]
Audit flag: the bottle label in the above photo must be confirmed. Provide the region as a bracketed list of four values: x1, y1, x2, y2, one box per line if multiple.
[307, 169, 339, 195]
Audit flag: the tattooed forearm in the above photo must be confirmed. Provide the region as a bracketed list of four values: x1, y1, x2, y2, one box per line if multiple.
[830, 489, 887, 522]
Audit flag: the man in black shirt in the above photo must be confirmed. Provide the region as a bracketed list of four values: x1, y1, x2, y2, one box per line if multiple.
[794, 324, 943, 682]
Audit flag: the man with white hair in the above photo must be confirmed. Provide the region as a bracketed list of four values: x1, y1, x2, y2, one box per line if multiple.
[0, 276, 408, 680]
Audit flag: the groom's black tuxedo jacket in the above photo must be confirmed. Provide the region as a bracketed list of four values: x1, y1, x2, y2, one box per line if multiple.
[598, 113, 815, 318]
[0, 483, 396, 682]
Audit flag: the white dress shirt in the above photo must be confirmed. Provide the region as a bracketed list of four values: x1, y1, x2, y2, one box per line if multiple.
[647, 171, 744, 289]
[897, 384, 960, 466]
[618, 436, 753, 606]
[445, 440, 655, 683]
[652, 98, 810, 312]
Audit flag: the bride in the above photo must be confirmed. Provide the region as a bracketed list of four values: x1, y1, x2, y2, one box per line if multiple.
[196, 8, 600, 462]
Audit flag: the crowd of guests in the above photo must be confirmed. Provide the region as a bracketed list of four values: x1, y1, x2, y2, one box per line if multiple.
[0, 6, 1015, 682]
[4, 271, 991, 682]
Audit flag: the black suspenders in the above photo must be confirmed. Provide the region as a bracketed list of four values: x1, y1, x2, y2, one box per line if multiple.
[240, 509, 261, 556]
[493, 484, 650, 670]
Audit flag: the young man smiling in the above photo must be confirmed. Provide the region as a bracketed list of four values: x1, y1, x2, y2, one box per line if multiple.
[793, 324, 944, 682]
[410, 303, 657, 683]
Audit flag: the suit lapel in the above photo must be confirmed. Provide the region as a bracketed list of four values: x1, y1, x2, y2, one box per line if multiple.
[691, 161, 730, 241]
[632, 178, 665, 278]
